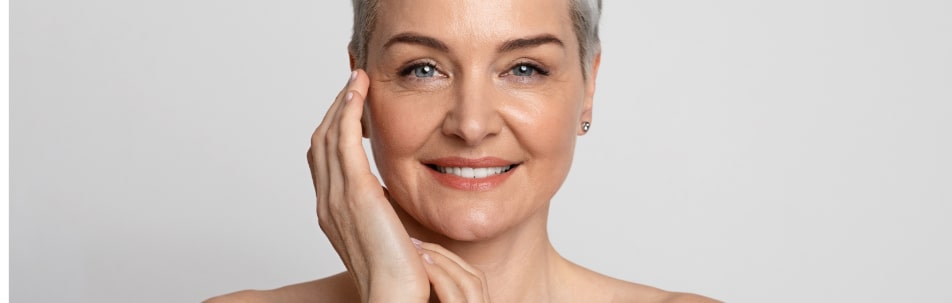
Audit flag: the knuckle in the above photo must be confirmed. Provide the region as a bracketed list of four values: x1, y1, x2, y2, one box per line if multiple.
[464, 273, 483, 289]
[310, 129, 324, 145]
[317, 216, 329, 231]
[316, 206, 327, 220]
[316, 201, 330, 219]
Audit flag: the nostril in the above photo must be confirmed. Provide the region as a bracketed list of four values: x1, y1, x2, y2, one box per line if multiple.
[451, 120, 498, 146]
[440, 98, 503, 146]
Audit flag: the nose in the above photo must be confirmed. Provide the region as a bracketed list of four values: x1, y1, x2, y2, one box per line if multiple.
[441, 75, 503, 146]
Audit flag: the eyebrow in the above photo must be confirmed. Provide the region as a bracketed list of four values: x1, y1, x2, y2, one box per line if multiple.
[383, 32, 564, 54]
[497, 34, 564, 53]
[383, 33, 450, 52]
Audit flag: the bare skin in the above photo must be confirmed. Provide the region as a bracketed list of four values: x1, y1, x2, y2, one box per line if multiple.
[208, 270, 716, 303]
[206, 0, 720, 302]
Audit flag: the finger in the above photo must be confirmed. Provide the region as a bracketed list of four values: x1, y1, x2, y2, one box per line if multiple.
[312, 70, 355, 165]
[323, 77, 358, 214]
[419, 242, 485, 280]
[316, 70, 358, 133]
[311, 71, 358, 199]
[421, 242, 491, 302]
[334, 70, 376, 188]
[311, 71, 357, 192]
[323, 70, 366, 173]
[324, 85, 355, 187]
[420, 252, 466, 302]
[419, 246, 487, 302]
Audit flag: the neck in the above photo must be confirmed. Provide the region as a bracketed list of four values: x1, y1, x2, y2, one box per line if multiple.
[401, 205, 567, 302]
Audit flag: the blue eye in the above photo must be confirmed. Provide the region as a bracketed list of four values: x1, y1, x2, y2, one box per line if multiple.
[512, 64, 536, 77]
[511, 63, 550, 78]
[411, 64, 437, 78]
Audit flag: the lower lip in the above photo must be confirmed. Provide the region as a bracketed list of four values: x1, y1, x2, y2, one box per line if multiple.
[426, 166, 516, 191]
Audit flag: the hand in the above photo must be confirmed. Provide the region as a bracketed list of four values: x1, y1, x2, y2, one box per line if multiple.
[307, 69, 429, 303]
[413, 239, 492, 303]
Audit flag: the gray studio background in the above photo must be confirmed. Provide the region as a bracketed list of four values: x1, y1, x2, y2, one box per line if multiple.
[11, 0, 951, 302]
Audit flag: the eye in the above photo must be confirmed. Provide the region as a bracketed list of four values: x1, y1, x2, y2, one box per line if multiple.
[403, 63, 439, 78]
[512, 64, 537, 77]
[507, 62, 549, 79]
[396, 61, 450, 89]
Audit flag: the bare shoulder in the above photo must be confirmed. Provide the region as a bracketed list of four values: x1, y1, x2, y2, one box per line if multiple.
[608, 279, 721, 303]
[202, 272, 358, 303]
[562, 263, 720, 303]
[203, 289, 272, 303]
[657, 292, 723, 303]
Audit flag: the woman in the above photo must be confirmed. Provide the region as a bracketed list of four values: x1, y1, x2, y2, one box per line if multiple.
[210, 0, 719, 302]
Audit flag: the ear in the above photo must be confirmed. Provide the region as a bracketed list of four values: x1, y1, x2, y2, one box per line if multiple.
[578, 51, 601, 136]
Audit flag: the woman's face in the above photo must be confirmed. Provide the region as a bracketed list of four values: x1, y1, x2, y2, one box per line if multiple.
[362, 0, 597, 241]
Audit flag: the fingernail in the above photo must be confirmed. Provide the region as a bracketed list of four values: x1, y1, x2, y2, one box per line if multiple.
[410, 237, 422, 249]
[345, 91, 353, 102]
[422, 252, 434, 265]
[348, 70, 357, 83]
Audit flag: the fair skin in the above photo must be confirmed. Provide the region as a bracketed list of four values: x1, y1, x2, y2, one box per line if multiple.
[206, 0, 720, 302]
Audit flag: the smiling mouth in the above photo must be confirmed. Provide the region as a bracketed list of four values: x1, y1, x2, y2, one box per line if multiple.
[426, 164, 517, 178]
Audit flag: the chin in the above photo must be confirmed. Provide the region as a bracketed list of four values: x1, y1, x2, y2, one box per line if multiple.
[401, 198, 524, 242]
[436, 213, 504, 241]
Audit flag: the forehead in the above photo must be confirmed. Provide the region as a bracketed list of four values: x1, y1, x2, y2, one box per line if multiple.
[370, 0, 577, 52]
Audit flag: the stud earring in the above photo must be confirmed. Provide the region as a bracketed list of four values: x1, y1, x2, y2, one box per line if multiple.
[581, 121, 591, 133]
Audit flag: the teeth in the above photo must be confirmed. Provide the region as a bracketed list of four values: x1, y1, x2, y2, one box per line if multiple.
[436, 165, 512, 178]
[474, 168, 488, 178]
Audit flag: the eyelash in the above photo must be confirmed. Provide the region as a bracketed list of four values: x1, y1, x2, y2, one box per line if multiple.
[399, 60, 444, 79]
[396, 60, 551, 80]
[506, 61, 550, 77]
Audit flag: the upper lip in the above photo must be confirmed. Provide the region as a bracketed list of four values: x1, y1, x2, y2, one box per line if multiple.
[422, 157, 519, 168]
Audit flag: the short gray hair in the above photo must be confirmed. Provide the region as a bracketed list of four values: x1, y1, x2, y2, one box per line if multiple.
[348, 0, 602, 78]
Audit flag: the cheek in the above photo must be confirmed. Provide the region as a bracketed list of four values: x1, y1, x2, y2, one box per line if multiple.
[507, 94, 582, 161]
[367, 92, 411, 170]
[524, 110, 577, 146]
[365, 89, 441, 178]
[525, 118, 578, 190]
